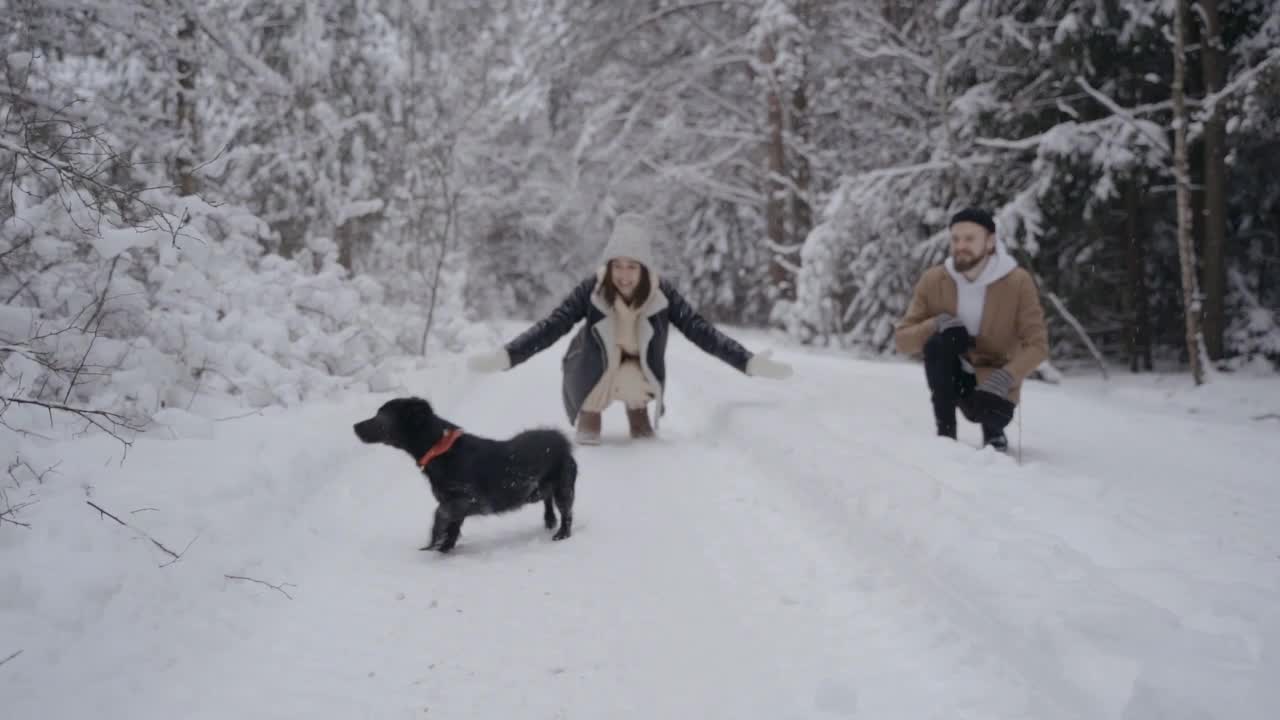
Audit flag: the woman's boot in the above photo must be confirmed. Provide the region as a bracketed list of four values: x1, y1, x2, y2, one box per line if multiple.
[626, 405, 654, 439]
[575, 411, 602, 445]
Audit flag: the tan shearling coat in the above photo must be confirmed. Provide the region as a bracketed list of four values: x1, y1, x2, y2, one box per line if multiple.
[894, 265, 1049, 404]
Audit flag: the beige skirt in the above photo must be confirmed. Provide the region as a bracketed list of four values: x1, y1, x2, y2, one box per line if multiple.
[581, 358, 655, 413]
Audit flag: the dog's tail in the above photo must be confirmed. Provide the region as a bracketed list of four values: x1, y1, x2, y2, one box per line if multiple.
[562, 452, 578, 486]
[543, 428, 576, 490]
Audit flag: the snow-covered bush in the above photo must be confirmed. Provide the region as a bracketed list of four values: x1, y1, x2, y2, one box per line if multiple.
[0, 189, 467, 434]
[1225, 270, 1280, 371]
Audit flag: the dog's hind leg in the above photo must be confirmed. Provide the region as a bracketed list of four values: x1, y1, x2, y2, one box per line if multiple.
[552, 456, 576, 541]
[421, 505, 452, 551]
[543, 495, 557, 530]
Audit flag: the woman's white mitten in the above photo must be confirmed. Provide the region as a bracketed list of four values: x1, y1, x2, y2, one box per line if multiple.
[467, 349, 511, 373]
[746, 350, 792, 379]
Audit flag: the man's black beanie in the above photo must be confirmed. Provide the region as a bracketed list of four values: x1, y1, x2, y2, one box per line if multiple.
[949, 207, 996, 234]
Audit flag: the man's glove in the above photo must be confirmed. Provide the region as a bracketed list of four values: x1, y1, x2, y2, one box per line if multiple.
[976, 368, 1014, 398]
[934, 313, 974, 353]
[963, 368, 1016, 426]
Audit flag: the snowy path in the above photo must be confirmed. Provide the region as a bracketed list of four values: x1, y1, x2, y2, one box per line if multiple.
[3, 332, 1278, 719]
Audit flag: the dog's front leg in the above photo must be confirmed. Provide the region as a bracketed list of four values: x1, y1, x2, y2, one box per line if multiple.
[435, 516, 465, 553]
[421, 505, 453, 551]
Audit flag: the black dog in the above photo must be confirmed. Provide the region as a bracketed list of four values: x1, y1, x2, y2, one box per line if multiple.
[353, 397, 576, 553]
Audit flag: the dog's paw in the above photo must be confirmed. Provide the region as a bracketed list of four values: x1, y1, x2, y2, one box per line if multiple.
[544, 513, 557, 530]
[419, 541, 437, 551]
[552, 528, 571, 541]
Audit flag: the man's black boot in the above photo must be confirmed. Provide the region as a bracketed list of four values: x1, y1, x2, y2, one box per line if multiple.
[983, 426, 1009, 453]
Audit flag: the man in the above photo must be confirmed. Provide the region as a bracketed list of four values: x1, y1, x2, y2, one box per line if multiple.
[894, 208, 1049, 451]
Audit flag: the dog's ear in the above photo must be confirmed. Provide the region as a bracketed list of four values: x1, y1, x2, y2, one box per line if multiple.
[398, 397, 439, 433]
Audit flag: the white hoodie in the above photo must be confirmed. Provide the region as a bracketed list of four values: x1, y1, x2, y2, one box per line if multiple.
[943, 239, 1018, 336]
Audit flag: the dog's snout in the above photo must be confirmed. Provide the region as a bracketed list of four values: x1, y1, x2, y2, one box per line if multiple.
[353, 418, 380, 443]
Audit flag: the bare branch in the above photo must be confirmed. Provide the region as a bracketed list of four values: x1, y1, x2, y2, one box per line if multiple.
[0, 236, 34, 262]
[213, 409, 265, 423]
[224, 574, 296, 600]
[1, 127, 205, 250]
[1046, 291, 1110, 380]
[0, 486, 36, 529]
[86, 500, 195, 567]
[86, 500, 130, 527]
[2, 258, 60, 305]
[0, 649, 22, 669]
[6, 457, 60, 488]
[160, 534, 199, 569]
[2, 397, 141, 444]
[61, 255, 122, 404]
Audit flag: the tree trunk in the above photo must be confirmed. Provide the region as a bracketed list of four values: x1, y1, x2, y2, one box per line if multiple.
[333, 0, 360, 272]
[789, 1, 813, 247]
[1172, 0, 1206, 384]
[790, 71, 812, 249]
[175, 16, 198, 196]
[1198, 0, 1228, 360]
[1267, 210, 1280, 302]
[1123, 179, 1153, 372]
[760, 36, 791, 299]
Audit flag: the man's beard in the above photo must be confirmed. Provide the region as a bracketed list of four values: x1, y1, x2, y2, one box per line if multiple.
[953, 252, 983, 273]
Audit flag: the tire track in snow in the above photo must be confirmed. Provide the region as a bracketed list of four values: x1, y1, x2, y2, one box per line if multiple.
[627, 425, 1047, 720]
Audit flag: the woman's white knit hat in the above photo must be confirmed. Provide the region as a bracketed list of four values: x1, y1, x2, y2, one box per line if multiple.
[600, 213, 658, 272]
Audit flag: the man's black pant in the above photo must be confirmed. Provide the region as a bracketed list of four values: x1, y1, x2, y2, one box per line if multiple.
[923, 333, 1014, 437]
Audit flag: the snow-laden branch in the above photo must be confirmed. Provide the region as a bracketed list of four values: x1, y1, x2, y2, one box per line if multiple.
[1075, 76, 1172, 156]
[640, 157, 764, 206]
[546, 0, 754, 81]
[688, 80, 757, 125]
[973, 135, 1045, 151]
[0, 136, 72, 172]
[976, 106, 1171, 163]
[621, 0, 757, 37]
[1197, 48, 1280, 119]
[847, 4, 933, 71]
[843, 154, 997, 184]
[844, 44, 935, 78]
[171, 0, 292, 96]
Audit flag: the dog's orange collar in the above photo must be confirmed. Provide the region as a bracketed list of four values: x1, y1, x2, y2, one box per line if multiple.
[418, 428, 464, 469]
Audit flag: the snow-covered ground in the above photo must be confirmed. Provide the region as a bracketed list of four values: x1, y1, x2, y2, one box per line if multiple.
[2, 327, 1278, 719]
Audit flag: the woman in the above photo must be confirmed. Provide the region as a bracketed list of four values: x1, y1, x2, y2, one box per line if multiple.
[467, 214, 793, 444]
